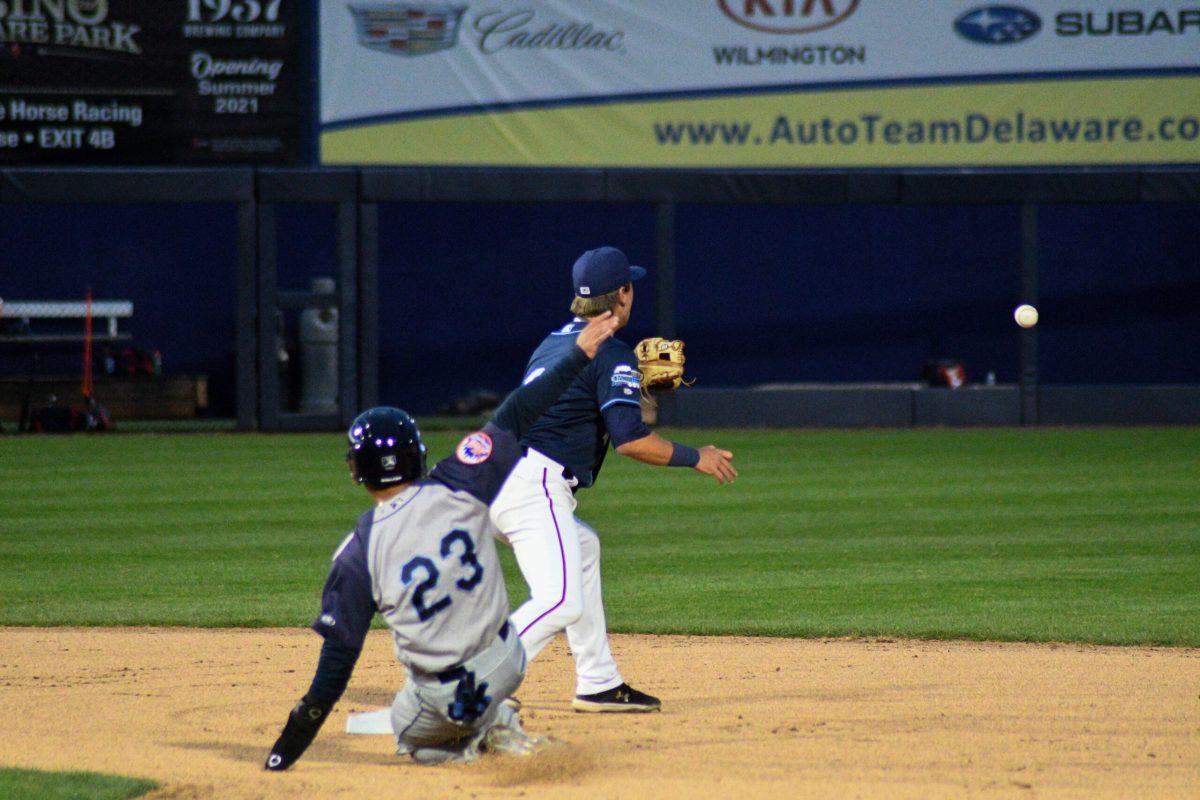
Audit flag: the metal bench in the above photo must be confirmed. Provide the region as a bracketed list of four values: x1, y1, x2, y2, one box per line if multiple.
[0, 299, 134, 343]
[0, 299, 136, 430]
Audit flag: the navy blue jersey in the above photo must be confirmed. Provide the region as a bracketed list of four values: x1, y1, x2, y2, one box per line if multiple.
[520, 319, 652, 487]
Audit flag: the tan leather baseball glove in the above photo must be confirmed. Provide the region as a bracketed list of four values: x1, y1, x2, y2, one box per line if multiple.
[635, 337, 693, 393]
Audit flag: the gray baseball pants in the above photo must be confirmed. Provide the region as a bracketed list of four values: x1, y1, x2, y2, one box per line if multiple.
[390, 622, 525, 764]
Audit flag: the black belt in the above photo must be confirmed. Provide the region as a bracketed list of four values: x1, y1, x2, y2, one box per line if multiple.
[436, 621, 511, 684]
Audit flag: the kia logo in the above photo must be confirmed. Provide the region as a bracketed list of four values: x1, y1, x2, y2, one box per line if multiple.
[718, 0, 861, 35]
[954, 5, 1042, 44]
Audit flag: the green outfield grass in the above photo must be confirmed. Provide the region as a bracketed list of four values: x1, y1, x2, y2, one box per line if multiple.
[0, 428, 1197, 645]
[0, 768, 155, 800]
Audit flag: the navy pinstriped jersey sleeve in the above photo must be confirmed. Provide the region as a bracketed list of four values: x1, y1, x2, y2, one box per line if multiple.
[429, 422, 523, 506]
[311, 512, 376, 652]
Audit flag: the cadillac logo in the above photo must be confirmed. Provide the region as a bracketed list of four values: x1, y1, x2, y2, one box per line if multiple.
[349, 3, 467, 56]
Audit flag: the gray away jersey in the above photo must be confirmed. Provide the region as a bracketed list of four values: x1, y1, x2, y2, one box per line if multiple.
[312, 423, 521, 675]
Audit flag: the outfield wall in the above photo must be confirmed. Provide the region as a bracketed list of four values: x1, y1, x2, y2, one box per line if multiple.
[1, 169, 1197, 427]
[665, 385, 1200, 428]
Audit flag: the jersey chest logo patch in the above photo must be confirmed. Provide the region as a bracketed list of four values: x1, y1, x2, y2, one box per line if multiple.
[456, 432, 493, 465]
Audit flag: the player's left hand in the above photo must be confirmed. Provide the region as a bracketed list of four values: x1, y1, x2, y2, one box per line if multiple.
[694, 445, 737, 484]
[575, 311, 621, 359]
[264, 696, 330, 771]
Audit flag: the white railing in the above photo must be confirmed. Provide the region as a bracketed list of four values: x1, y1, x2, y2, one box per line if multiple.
[0, 300, 133, 338]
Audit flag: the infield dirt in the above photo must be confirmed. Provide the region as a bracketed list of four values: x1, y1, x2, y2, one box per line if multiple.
[0, 628, 1196, 799]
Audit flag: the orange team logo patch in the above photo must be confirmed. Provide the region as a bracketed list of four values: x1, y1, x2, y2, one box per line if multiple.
[456, 432, 493, 465]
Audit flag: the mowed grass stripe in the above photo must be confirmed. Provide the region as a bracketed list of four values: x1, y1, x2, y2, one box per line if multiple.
[0, 767, 155, 800]
[0, 428, 1197, 644]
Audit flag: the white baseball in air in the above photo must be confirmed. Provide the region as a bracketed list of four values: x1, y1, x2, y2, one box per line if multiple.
[1014, 304, 1039, 328]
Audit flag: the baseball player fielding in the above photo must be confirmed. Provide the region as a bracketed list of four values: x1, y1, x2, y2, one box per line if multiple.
[490, 246, 736, 713]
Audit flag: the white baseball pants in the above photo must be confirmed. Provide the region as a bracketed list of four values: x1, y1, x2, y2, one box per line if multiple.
[490, 448, 623, 697]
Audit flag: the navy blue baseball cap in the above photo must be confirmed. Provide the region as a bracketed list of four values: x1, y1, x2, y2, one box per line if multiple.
[572, 246, 646, 298]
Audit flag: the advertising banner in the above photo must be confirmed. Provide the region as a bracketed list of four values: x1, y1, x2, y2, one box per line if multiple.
[0, 0, 306, 165]
[319, 1, 1200, 168]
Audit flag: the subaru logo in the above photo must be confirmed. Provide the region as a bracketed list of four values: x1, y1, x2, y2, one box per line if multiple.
[954, 6, 1041, 44]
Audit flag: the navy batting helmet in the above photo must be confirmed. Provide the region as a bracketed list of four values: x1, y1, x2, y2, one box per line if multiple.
[346, 407, 427, 489]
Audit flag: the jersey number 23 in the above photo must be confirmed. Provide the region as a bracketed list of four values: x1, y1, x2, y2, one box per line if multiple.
[400, 530, 484, 621]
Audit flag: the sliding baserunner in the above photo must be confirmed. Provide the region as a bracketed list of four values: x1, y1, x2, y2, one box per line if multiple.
[264, 313, 621, 768]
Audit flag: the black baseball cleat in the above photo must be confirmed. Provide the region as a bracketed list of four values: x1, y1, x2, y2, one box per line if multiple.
[572, 683, 661, 713]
